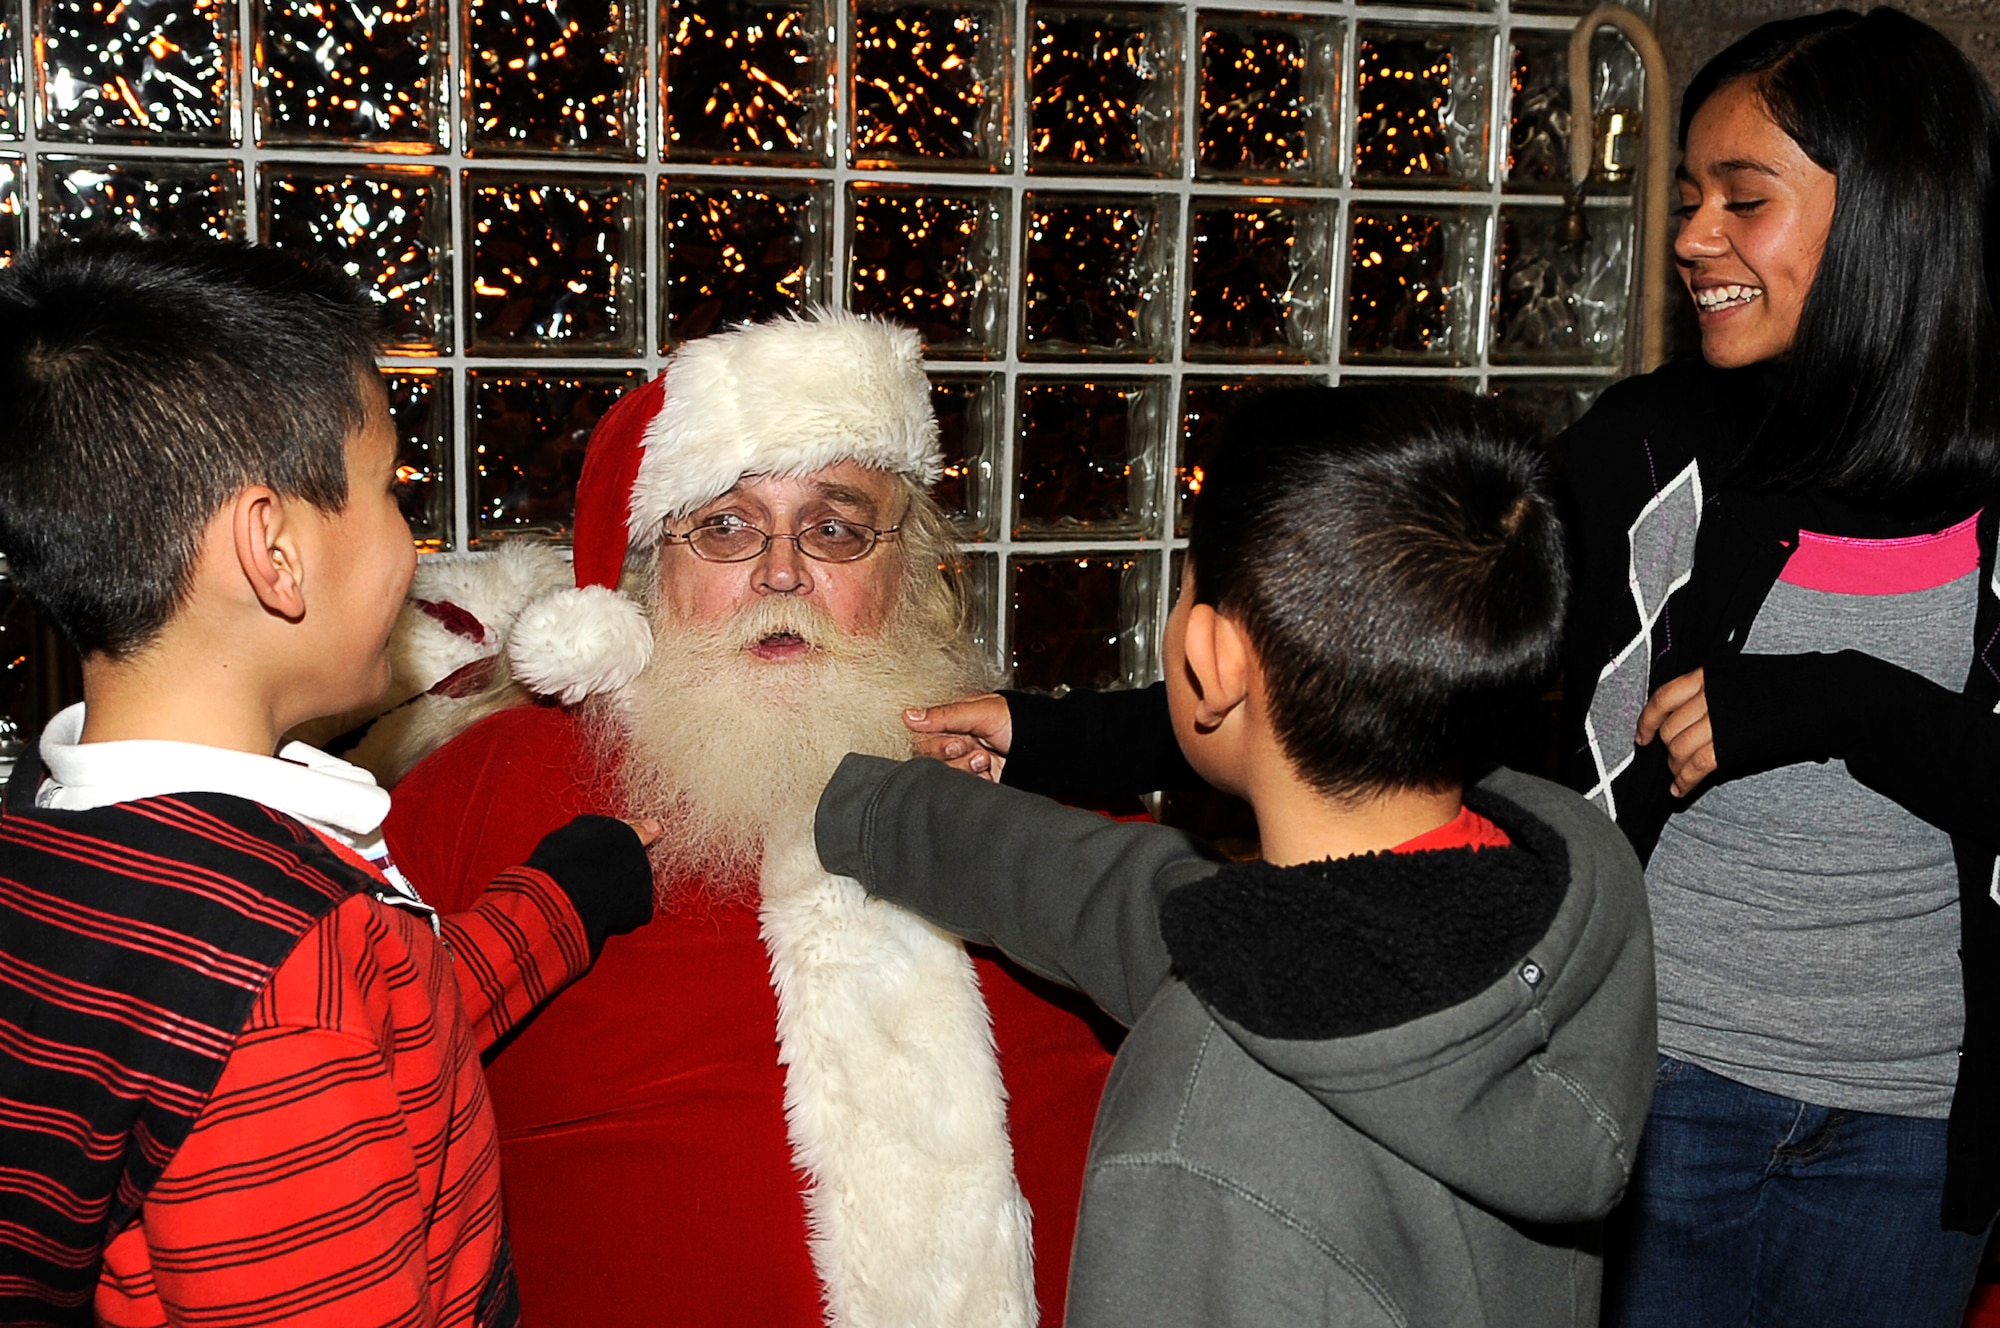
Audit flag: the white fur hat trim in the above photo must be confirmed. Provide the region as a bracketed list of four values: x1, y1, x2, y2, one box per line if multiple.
[629, 307, 942, 540]
[506, 584, 654, 706]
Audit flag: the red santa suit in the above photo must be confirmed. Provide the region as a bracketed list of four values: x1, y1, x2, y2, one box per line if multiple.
[378, 310, 1118, 1326]
[387, 704, 1114, 1326]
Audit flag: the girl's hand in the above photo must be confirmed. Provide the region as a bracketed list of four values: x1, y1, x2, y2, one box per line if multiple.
[903, 694, 1013, 782]
[1636, 668, 1717, 797]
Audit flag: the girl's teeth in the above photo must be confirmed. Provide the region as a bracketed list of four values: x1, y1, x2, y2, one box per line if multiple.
[1697, 283, 1764, 310]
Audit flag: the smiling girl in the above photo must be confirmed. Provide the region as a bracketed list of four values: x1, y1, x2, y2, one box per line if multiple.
[1557, 9, 2000, 1325]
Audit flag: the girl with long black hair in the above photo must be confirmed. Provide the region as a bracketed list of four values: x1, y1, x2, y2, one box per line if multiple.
[1561, 9, 2000, 1323]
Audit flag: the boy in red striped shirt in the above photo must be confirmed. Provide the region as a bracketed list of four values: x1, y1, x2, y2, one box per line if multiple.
[0, 238, 655, 1326]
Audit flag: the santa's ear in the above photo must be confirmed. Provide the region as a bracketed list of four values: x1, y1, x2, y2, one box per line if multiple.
[1182, 603, 1252, 729]
[231, 486, 306, 621]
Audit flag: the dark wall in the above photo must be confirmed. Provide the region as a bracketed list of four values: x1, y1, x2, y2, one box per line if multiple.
[1654, 0, 1999, 127]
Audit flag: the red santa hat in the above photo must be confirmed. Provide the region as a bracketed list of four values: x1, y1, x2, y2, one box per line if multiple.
[507, 307, 943, 704]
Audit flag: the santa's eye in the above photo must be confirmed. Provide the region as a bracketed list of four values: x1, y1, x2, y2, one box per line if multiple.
[799, 520, 869, 559]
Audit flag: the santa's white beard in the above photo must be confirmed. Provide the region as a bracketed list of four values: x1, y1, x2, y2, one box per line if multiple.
[596, 593, 990, 904]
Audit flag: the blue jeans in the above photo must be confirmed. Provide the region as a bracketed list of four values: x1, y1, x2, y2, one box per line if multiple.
[1605, 1056, 1989, 1328]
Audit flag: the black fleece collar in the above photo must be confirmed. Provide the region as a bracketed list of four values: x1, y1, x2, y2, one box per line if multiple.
[1158, 786, 1570, 1041]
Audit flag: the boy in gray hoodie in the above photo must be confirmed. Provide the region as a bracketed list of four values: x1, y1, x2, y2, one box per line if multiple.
[813, 385, 1655, 1327]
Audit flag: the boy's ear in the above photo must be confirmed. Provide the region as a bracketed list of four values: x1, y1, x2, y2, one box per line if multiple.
[1182, 603, 1254, 729]
[231, 487, 306, 621]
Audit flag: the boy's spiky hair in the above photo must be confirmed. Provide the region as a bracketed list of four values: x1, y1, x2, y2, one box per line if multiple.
[0, 237, 383, 657]
[1189, 384, 1567, 799]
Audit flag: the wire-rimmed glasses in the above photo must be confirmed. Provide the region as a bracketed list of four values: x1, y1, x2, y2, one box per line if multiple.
[661, 515, 902, 563]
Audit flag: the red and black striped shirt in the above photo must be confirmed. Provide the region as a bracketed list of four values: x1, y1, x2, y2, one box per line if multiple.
[0, 773, 598, 1326]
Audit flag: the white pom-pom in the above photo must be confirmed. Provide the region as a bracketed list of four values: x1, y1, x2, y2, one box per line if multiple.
[506, 586, 654, 705]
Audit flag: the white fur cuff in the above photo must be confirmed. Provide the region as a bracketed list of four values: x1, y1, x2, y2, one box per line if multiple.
[507, 585, 654, 704]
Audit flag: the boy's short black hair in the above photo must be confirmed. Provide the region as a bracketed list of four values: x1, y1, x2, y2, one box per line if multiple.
[0, 237, 382, 658]
[1189, 384, 1567, 800]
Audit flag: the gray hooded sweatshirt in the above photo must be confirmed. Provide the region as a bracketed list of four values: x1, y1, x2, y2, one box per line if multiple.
[815, 758, 1655, 1328]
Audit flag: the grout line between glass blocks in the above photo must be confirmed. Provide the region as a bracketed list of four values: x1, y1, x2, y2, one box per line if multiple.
[15, 0, 36, 247]
[447, 0, 472, 550]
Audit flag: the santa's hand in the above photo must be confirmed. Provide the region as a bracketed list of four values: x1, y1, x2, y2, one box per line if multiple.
[905, 694, 1012, 782]
[625, 817, 664, 848]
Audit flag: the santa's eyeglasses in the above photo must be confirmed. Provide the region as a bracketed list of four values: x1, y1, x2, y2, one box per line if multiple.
[661, 516, 901, 564]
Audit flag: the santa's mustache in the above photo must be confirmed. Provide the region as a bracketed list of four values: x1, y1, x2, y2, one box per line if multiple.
[660, 595, 865, 662]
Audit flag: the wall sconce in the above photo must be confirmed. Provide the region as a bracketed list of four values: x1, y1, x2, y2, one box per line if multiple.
[1567, 5, 1671, 371]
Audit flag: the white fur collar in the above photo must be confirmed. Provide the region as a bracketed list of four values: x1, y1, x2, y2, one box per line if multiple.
[759, 824, 1036, 1328]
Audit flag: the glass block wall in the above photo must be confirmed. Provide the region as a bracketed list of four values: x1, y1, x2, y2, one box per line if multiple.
[0, 0, 1647, 698]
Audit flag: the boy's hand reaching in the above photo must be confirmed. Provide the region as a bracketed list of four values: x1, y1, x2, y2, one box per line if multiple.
[905, 694, 1013, 782]
[1635, 668, 1716, 798]
[525, 814, 661, 954]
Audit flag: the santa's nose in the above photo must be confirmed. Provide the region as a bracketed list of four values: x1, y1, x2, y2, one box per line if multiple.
[754, 536, 814, 595]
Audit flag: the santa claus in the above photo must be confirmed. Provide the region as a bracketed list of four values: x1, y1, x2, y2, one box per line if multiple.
[380, 309, 1116, 1327]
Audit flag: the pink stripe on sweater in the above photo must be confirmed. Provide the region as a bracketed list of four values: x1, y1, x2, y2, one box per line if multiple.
[1779, 512, 1981, 595]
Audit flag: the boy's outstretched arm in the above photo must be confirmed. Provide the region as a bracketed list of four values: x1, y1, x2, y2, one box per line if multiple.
[999, 682, 1205, 796]
[905, 682, 1207, 796]
[434, 814, 655, 1052]
[815, 753, 1217, 1026]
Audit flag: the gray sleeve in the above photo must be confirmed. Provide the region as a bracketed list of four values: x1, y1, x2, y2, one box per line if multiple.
[815, 753, 1218, 1027]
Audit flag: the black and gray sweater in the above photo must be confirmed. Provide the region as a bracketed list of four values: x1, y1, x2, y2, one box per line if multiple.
[1558, 356, 2000, 1232]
